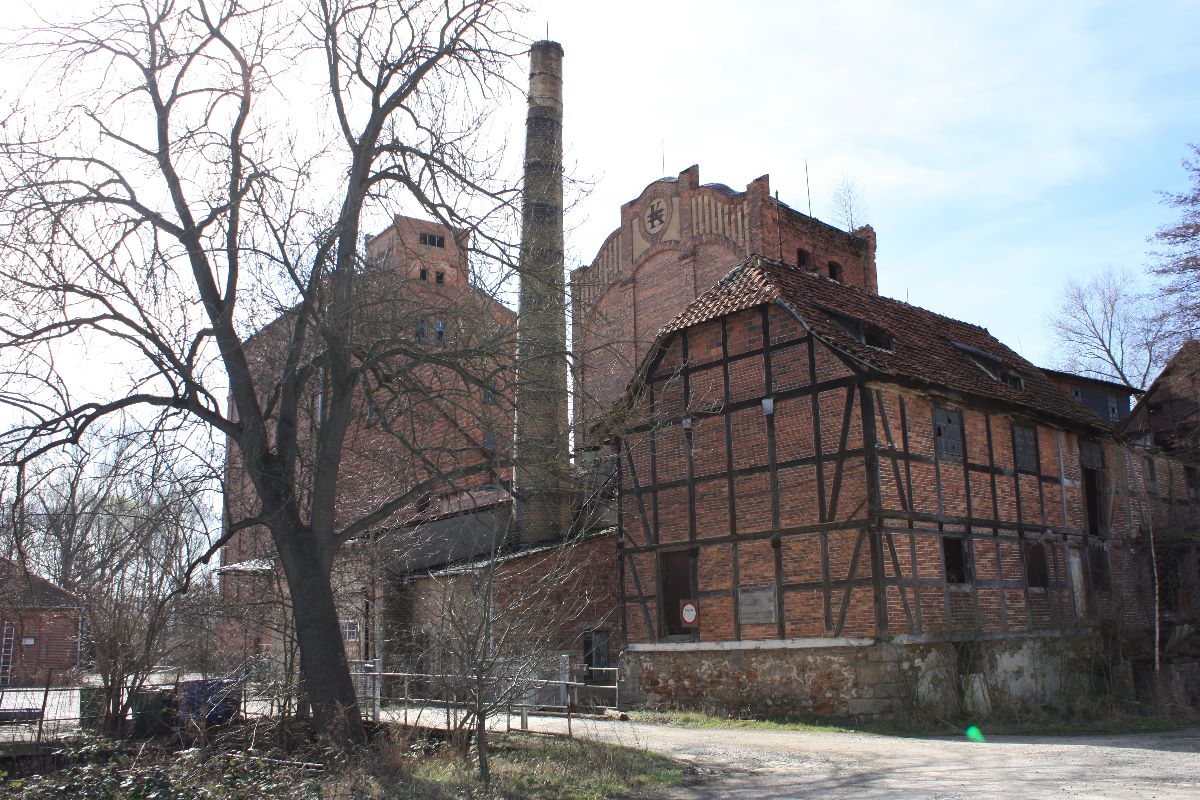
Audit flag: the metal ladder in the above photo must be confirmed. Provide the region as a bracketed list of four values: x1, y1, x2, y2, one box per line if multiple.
[0, 620, 15, 687]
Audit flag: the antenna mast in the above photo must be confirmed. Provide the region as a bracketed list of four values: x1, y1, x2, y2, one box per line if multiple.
[805, 159, 813, 217]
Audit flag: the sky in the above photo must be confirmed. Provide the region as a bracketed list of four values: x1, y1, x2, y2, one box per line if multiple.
[511, 0, 1200, 368]
[5, 0, 1199, 375]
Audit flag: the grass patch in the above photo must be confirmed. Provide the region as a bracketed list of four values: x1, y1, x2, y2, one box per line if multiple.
[626, 708, 1200, 739]
[331, 733, 686, 799]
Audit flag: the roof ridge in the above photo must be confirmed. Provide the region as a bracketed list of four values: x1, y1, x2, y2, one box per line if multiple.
[753, 255, 998, 338]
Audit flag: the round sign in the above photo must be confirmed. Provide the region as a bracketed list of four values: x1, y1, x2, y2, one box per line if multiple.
[680, 601, 698, 626]
[644, 198, 669, 236]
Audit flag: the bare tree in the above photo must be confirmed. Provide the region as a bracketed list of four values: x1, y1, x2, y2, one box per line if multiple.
[399, 525, 602, 790]
[0, 0, 525, 744]
[831, 172, 868, 232]
[1048, 268, 1176, 390]
[6, 434, 218, 735]
[1150, 143, 1200, 341]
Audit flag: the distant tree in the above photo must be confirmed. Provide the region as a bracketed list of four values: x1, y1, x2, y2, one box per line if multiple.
[6, 435, 218, 736]
[1150, 143, 1200, 341]
[831, 173, 868, 231]
[1048, 268, 1176, 390]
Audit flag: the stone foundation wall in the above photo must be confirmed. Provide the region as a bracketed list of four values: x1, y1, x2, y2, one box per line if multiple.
[620, 634, 1113, 719]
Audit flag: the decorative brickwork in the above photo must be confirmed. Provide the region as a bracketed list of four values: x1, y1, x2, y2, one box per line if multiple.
[571, 167, 878, 447]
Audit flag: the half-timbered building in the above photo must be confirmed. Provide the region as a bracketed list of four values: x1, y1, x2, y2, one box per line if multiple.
[608, 254, 1197, 716]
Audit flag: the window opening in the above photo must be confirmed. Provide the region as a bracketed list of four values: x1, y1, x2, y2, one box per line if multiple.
[435, 271, 445, 284]
[1013, 424, 1038, 472]
[419, 232, 445, 248]
[935, 408, 963, 460]
[583, 629, 611, 684]
[483, 430, 496, 453]
[952, 341, 1024, 389]
[1186, 466, 1199, 501]
[827, 261, 843, 282]
[1023, 540, 1049, 589]
[1080, 441, 1104, 536]
[660, 550, 697, 637]
[340, 619, 359, 642]
[483, 381, 497, 405]
[818, 306, 894, 351]
[419, 267, 428, 281]
[796, 248, 809, 269]
[415, 317, 428, 343]
[1085, 544, 1110, 594]
[435, 318, 446, 344]
[943, 536, 971, 584]
[1107, 395, 1120, 420]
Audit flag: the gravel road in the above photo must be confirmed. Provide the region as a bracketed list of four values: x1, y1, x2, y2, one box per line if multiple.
[550, 716, 1200, 799]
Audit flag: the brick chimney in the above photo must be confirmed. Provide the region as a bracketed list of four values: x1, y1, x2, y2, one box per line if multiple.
[513, 41, 570, 544]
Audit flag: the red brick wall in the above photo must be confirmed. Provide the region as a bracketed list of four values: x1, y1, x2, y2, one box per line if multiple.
[220, 215, 515, 656]
[619, 302, 1187, 647]
[1, 607, 80, 686]
[394, 534, 619, 671]
[572, 166, 877, 446]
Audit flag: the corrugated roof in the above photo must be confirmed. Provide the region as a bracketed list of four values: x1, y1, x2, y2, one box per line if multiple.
[651, 255, 1110, 432]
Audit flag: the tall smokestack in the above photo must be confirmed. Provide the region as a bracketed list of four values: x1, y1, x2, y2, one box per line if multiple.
[513, 41, 570, 544]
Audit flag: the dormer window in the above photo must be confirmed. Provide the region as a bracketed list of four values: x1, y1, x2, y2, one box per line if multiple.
[953, 342, 1024, 390]
[420, 232, 445, 248]
[819, 306, 894, 352]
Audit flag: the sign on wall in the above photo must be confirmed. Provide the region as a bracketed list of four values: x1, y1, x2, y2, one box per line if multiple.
[737, 585, 777, 625]
[679, 600, 698, 628]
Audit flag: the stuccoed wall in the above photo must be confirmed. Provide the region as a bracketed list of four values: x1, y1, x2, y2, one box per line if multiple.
[620, 634, 1107, 719]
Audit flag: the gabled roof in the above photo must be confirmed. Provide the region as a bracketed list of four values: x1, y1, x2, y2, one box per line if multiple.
[1119, 339, 1200, 455]
[648, 255, 1109, 432]
[0, 558, 80, 609]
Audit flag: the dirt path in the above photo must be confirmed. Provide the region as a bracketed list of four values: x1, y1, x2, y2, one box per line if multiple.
[546, 716, 1200, 798]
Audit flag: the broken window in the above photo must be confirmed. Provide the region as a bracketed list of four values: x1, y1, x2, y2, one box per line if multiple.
[1013, 424, 1038, 472]
[935, 407, 963, 460]
[1080, 440, 1105, 536]
[1023, 540, 1050, 589]
[952, 342, 1024, 390]
[419, 232, 445, 248]
[659, 549, 697, 637]
[819, 306, 894, 351]
[943, 536, 971, 584]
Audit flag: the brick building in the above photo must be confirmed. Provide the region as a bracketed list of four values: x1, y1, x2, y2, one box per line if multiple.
[571, 165, 877, 446]
[219, 213, 516, 670]
[602, 253, 1199, 716]
[1, 558, 81, 686]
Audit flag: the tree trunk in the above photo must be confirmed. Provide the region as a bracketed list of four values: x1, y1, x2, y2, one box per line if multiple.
[476, 699, 490, 790]
[275, 531, 365, 746]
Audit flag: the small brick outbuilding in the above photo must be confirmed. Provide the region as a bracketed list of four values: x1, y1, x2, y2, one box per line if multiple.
[1, 558, 82, 686]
